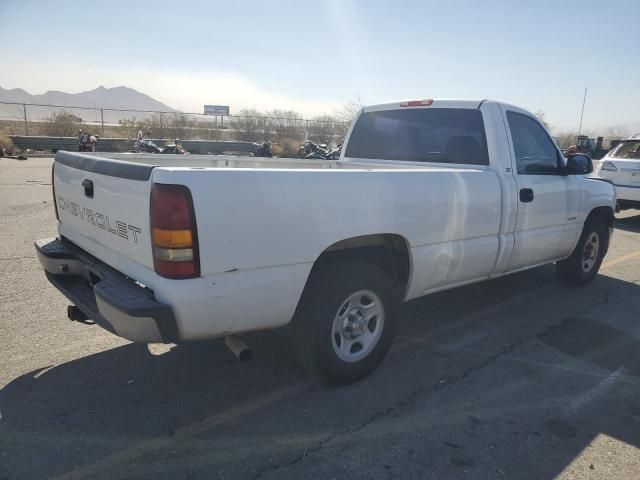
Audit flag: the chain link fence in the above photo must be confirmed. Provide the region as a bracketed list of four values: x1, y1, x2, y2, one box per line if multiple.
[0, 101, 350, 157]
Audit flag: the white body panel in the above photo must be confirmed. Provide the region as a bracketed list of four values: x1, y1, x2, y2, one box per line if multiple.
[50, 100, 616, 341]
[594, 138, 640, 204]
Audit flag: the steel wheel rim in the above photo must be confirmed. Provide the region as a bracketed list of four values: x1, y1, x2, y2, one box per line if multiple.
[582, 232, 600, 273]
[331, 289, 385, 363]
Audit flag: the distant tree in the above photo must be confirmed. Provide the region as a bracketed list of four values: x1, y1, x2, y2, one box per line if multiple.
[603, 125, 631, 140]
[265, 109, 302, 141]
[165, 113, 195, 140]
[147, 113, 168, 138]
[534, 110, 550, 130]
[231, 109, 266, 142]
[42, 110, 84, 136]
[554, 131, 578, 149]
[335, 96, 366, 124]
[554, 124, 631, 151]
[191, 118, 223, 140]
[307, 115, 342, 144]
[118, 117, 147, 139]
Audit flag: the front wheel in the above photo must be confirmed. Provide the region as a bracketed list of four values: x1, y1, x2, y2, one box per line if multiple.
[291, 262, 399, 384]
[556, 218, 608, 286]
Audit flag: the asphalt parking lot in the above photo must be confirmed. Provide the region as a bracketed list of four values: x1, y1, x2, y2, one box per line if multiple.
[1, 156, 639, 480]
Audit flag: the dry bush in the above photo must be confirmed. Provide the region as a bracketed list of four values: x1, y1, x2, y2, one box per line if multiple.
[265, 110, 303, 141]
[272, 137, 300, 158]
[118, 117, 147, 139]
[270, 143, 285, 157]
[0, 132, 17, 154]
[42, 110, 87, 136]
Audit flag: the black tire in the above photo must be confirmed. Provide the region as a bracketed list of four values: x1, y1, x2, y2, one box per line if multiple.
[556, 218, 608, 286]
[291, 262, 399, 384]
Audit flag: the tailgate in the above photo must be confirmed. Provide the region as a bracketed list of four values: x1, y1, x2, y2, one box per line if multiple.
[53, 151, 156, 272]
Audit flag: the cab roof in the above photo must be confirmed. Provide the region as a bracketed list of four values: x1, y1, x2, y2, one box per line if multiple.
[361, 99, 535, 118]
[362, 99, 490, 112]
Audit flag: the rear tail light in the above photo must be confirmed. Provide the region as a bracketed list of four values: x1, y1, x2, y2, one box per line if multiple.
[400, 99, 433, 107]
[601, 160, 618, 171]
[150, 183, 200, 279]
[52, 163, 59, 220]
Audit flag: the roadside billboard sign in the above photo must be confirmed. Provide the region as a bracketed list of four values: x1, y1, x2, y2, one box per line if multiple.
[204, 105, 230, 116]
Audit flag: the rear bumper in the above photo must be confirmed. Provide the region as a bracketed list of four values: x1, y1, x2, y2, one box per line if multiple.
[35, 237, 179, 343]
[614, 184, 640, 205]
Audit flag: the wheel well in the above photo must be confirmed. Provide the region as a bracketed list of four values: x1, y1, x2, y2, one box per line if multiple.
[586, 206, 614, 230]
[307, 234, 411, 295]
[586, 206, 614, 251]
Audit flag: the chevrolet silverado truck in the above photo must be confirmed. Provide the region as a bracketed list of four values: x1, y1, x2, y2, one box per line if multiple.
[36, 99, 615, 383]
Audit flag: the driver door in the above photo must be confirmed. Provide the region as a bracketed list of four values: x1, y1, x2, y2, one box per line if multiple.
[503, 108, 580, 271]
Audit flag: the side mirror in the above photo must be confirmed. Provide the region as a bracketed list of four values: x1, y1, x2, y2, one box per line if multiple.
[564, 153, 593, 175]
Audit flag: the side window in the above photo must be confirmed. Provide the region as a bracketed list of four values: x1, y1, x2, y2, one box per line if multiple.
[506, 111, 560, 174]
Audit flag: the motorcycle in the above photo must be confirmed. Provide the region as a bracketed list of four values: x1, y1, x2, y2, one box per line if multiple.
[298, 140, 341, 160]
[251, 142, 272, 158]
[297, 140, 329, 159]
[161, 139, 187, 155]
[78, 130, 99, 152]
[134, 130, 187, 154]
[324, 144, 342, 160]
[134, 130, 162, 153]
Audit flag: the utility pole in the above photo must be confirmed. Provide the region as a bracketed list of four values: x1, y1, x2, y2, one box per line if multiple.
[100, 109, 105, 135]
[577, 86, 588, 139]
[23, 104, 28, 136]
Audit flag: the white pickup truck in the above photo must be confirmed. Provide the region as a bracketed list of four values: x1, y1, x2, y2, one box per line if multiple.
[36, 99, 615, 383]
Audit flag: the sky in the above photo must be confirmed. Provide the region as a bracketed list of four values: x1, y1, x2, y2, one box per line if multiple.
[0, 0, 638, 132]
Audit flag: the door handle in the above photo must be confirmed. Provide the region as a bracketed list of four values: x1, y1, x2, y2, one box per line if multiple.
[82, 179, 94, 198]
[519, 188, 534, 203]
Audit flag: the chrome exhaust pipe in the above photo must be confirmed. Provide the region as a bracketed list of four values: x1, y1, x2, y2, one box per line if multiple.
[224, 335, 252, 362]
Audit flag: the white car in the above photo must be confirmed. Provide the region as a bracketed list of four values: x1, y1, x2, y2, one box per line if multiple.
[595, 134, 640, 210]
[36, 99, 615, 383]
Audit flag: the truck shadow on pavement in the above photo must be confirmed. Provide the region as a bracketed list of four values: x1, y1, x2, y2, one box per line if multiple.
[614, 212, 640, 233]
[1, 266, 640, 479]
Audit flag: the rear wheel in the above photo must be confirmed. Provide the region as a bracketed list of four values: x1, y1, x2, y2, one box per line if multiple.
[556, 218, 607, 286]
[291, 262, 399, 384]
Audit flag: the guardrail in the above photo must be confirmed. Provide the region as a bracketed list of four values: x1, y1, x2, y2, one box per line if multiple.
[9, 136, 256, 155]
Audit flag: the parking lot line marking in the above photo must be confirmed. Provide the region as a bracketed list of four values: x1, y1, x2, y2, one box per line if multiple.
[567, 367, 627, 414]
[51, 378, 317, 480]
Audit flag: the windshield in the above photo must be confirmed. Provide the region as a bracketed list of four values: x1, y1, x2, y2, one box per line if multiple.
[610, 141, 640, 159]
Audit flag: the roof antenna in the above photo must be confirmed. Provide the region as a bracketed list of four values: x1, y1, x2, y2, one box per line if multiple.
[577, 86, 588, 138]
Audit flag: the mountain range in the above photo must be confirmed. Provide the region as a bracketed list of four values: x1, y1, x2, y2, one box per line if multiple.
[0, 86, 176, 123]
